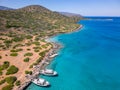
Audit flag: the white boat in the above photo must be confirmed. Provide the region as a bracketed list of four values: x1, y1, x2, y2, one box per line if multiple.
[40, 69, 57, 76]
[32, 78, 50, 87]
[50, 53, 58, 58]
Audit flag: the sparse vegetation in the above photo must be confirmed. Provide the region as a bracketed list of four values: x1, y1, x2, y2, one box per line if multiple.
[0, 4, 82, 89]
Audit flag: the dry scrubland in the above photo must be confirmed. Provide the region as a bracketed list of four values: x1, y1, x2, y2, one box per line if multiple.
[0, 33, 52, 90]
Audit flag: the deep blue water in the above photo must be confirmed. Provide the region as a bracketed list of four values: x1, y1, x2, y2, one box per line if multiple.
[26, 17, 120, 90]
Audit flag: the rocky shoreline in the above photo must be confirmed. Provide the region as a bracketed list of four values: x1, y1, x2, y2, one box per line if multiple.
[14, 42, 61, 90]
[14, 24, 82, 90]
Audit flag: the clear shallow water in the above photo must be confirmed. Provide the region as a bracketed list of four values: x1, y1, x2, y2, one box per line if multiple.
[26, 17, 120, 90]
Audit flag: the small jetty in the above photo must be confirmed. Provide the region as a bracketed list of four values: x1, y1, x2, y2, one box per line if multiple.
[32, 78, 50, 87]
[40, 69, 58, 76]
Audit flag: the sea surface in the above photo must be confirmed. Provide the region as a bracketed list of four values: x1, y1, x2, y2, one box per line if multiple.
[26, 17, 120, 90]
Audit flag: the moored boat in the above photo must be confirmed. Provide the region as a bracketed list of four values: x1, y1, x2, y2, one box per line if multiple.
[32, 78, 50, 87]
[50, 53, 58, 58]
[40, 69, 57, 76]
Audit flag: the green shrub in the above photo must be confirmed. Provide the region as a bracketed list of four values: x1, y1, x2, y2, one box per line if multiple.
[29, 65, 33, 68]
[0, 79, 5, 85]
[27, 48, 31, 51]
[25, 71, 29, 74]
[36, 57, 42, 63]
[16, 48, 23, 52]
[32, 62, 38, 66]
[12, 37, 24, 42]
[10, 49, 16, 52]
[41, 39, 46, 42]
[0, 44, 4, 48]
[24, 57, 30, 62]
[10, 49, 23, 52]
[0, 38, 4, 40]
[5, 76, 17, 84]
[0, 55, 2, 59]
[2, 84, 14, 90]
[46, 43, 50, 46]
[35, 37, 39, 41]
[29, 71, 32, 75]
[10, 53, 18, 56]
[26, 35, 33, 39]
[2, 61, 10, 69]
[25, 43, 31, 46]
[39, 51, 46, 57]
[0, 61, 10, 71]
[33, 47, 41, 49]
[15, 80, 21, 86]
[34, 49, 39, 52]
[42, 45, 47, 48]
[0, 66, 3, 70]
[13, 44, 23, 49]
[6, 65, 18, 75]
[24, 53, 33, 57]
[25, 71, 32, 75]
[0, 70, 2, 75]
[32, 42, 40, 46]
[5, 43, 11, 48]
[4, 40, 12, 44]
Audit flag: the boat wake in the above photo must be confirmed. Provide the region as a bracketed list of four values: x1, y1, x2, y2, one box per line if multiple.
[90, 19, 113, 21]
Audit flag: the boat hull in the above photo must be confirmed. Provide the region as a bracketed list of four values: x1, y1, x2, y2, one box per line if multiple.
[40, 70, 58, 76]
[32, 78, 50, 87]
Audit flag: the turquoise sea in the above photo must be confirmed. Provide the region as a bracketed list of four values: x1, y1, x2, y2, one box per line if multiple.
[26, 17, 120, 90]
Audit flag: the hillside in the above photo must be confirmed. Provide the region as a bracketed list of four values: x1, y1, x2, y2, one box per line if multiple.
[0, 5, 82, 90]
[0, 5, 81, 36]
